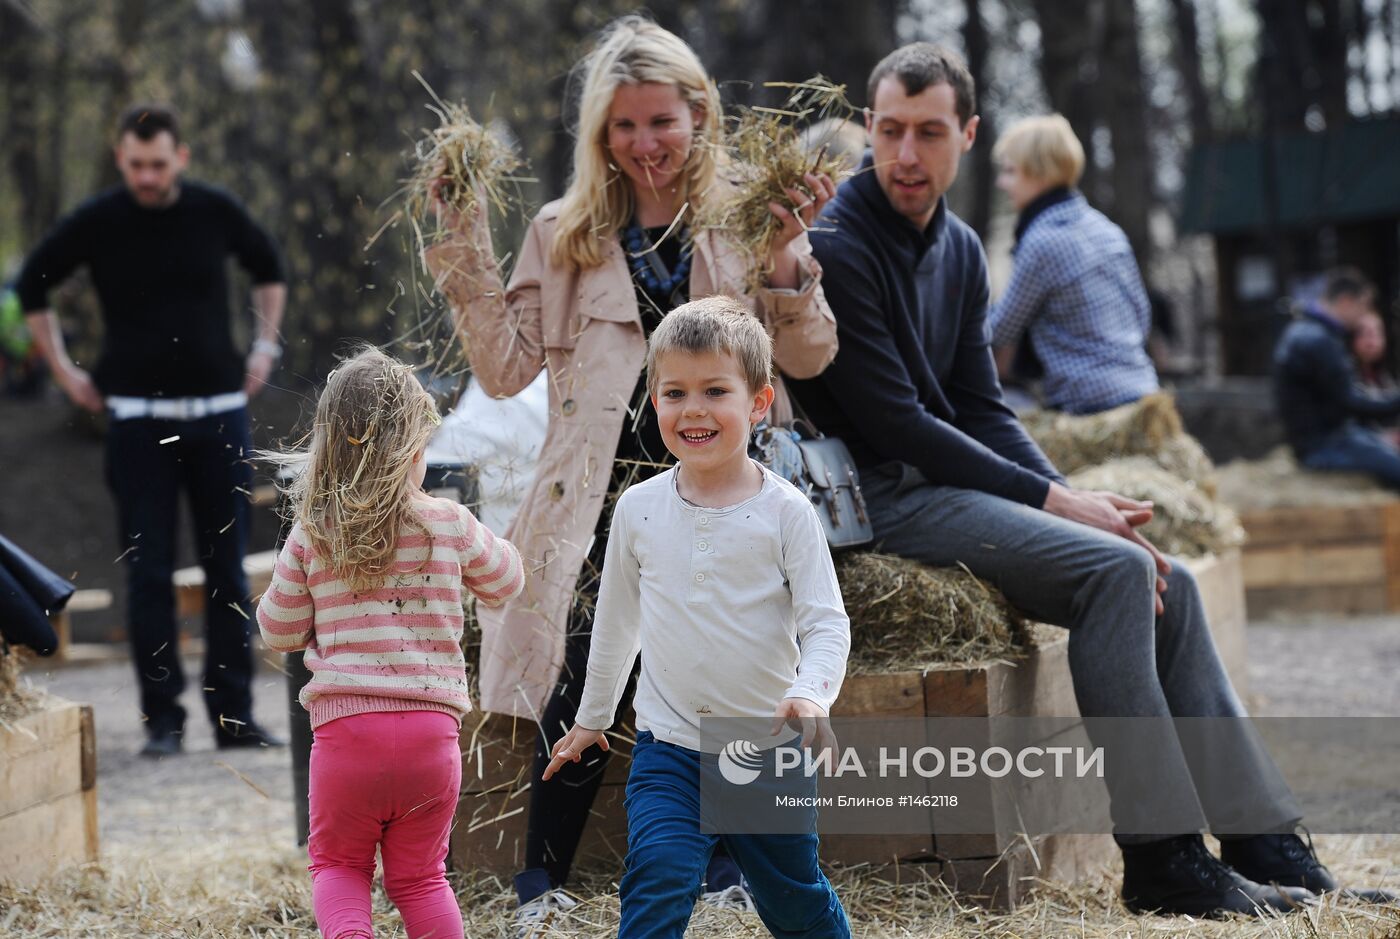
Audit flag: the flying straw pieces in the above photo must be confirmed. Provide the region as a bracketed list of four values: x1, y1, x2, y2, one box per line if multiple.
[1068, 457, 1246, 558]
[696, 76, 857, 289]
[399, 72, 526, 252]
[1020, 392, 1218, 494]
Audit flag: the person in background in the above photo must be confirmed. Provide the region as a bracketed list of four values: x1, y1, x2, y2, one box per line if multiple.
[17, 103, 287, 757]
[1276, 268, 1400, 487]
[986, 114, 1159, 415]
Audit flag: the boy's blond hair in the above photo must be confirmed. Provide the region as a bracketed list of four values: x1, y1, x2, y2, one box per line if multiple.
[646, 296, 772, 398]
[992, 114, 1085, 188]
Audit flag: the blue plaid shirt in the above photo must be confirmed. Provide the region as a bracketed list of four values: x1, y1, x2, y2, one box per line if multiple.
[988, 193, 1158, 414]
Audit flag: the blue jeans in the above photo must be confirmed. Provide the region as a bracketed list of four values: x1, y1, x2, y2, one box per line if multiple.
[105, 407, 255, 734]
[619, 732, 850, 939]
[1300, 423, 1400, 489]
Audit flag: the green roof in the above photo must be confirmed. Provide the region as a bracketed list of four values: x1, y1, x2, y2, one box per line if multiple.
[1178, 117, 1400, 234]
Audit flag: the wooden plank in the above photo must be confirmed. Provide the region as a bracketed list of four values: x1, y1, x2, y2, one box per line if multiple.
[821, 832, 935, 867]
[80, 705, 97, 791]
[175, 549, 278, 618]
[450, 783, 628, 877]
[924, 666, 991, 718]
[0, 789, 99, 886]
[0, 700, 88, 818]
[832, 671, 926, 720]
[1188, 551, 1248, 694]
[1239, 505, 1390, 547]
[1246, 584, 1390, 618]
[1241, 543, 1386, 588]
[987, 634, 1080, 719]
[941, 833, 1114, 911]
[1385, 504, 1400, 612]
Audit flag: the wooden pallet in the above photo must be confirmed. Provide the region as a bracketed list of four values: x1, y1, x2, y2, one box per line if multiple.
[447, 551, 1245, 910]
[1238, 503, 1400, 617]
[0, 696, 99, 885]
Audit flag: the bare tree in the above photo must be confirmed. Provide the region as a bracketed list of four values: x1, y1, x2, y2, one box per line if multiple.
[1102, 0, 1153, 267]
[1167, 0, 1213, 147]
[963, 0, 995, 239]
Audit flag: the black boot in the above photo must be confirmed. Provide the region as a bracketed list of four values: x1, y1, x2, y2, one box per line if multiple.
[215, 717, 286, 749]
[1122, 835, 1313, 917]
[1220, 830, 1337, 893]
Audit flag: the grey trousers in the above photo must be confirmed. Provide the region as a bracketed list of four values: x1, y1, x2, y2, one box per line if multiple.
[860, 462, 1300, 843]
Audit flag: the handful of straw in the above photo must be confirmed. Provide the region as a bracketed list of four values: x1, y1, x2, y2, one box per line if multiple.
[400, 72, 526, 250]
[697, 76, 856, 288]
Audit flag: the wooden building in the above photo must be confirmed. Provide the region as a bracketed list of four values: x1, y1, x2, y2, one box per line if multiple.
[1179, 117, 1400, 376]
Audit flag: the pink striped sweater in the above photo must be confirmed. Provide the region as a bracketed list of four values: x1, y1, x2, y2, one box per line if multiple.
[256, 494, 524, 729]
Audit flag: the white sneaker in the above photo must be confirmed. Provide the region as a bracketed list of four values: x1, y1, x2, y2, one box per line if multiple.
[699, 883, 756, 913]
[514, 888, 579, 937]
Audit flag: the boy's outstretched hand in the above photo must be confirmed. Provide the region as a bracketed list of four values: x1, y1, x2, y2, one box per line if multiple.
[542, 724, 609, 781]
[770, 697, 839, 759]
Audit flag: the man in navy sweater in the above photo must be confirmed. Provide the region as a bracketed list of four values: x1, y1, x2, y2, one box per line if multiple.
[18, 105, 287, 757]
[789, 44, 1333, 917]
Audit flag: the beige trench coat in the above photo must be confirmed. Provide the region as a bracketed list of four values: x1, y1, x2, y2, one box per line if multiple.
[426, 200, 837, 718]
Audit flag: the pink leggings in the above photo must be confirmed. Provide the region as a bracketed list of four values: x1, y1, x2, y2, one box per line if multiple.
[308, 710, 463, 939]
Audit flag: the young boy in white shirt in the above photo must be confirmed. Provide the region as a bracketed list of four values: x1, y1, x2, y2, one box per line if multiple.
[544, 296, 852, 938]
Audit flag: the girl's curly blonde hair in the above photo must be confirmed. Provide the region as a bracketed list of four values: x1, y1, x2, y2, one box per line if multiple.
[282, 346, 441, 595]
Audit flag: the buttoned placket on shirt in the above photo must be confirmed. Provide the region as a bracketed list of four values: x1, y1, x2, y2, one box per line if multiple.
[689, 510, 713, 602]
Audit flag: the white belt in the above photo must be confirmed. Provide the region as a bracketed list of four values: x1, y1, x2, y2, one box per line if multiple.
[106, 391, 248, 421]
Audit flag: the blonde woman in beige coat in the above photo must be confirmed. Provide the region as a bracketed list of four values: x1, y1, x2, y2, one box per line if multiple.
[426, 14, 837, 927]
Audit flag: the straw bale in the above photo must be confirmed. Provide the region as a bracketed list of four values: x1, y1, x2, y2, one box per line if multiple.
[1217, 445, 1397, 511]
[0, 646, 44, 724]
[696, 77, 855, 290]
[1068, 457, 1246, 559]
[1021, 392, 1218, 494]
[836, 553, 1028, 674]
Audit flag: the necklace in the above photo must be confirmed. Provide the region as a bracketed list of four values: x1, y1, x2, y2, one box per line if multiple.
[622, 221, 692, 299]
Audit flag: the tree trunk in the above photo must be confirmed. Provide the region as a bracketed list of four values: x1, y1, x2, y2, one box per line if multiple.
[1, 2, 49, 245]
[963, 0, 995, 239]
[1031, 0, 1109, 206]
[1167, 0, 1213, 147]
[1102, 0, 1154, 270]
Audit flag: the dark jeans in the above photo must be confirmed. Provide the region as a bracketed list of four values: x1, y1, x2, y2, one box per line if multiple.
[618, 732, 850, 939]
[105, 407, 255, 735]
[1299, 423, 1400, 489]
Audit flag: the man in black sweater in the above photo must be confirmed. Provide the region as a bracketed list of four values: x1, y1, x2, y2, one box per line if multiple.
[1274, 268, 1400, 487]
[789, 45, 1333, 916]
[18, 105, 287, 757]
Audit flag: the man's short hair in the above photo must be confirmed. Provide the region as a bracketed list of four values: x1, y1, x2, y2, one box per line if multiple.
[866, 43, 976, 126]
[992, 114, 1085, 188]
[117, 104, 181, 146]
[646, 296, 773, 398]
[1325, 267, 1375, 303]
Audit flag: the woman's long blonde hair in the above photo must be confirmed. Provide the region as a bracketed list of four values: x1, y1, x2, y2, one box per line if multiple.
[551, 15, 722, 271]
[283, 347, 440, 595]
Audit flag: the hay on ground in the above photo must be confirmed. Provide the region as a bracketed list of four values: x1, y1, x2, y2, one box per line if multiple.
[1217, 445, 1397, 511]
[836, 552, 1028, 673]
[1068, 457, 1246, 559]
[1020, 392, 1218, 494]
[696, 77, 855, 289]
[1, 835, 1396, 937]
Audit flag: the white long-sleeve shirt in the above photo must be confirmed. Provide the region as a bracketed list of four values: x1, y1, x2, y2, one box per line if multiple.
[575, 463, 850, 752]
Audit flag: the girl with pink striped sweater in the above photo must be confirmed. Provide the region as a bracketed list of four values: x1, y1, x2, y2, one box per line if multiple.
[257, 347, 523, 939]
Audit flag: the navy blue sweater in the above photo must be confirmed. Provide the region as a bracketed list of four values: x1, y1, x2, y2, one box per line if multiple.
[787, 157, 1062, 507]
[16, 181, 284, 397]
[1274, 307, 1400, 455]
